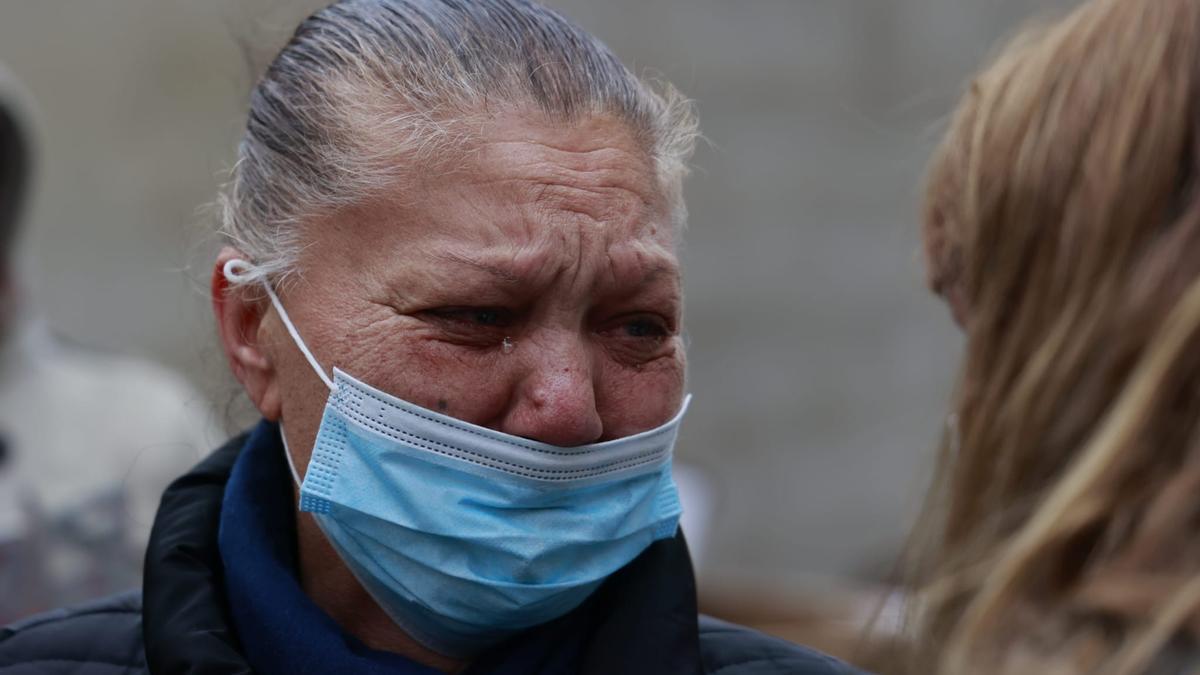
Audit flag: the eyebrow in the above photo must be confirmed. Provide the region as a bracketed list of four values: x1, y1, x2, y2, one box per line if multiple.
[636, 261, 677, 285]
[433, 248, 680, 287]
[434, 251, 522, 284]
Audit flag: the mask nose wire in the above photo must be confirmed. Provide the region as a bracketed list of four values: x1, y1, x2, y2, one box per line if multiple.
[222, 259, 338, 393]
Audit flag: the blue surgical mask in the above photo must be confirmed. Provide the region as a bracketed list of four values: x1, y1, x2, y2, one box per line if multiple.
[223, 260, 689, 658]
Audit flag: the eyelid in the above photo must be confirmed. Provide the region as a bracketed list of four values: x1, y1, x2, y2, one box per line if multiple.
[425, 306, 515, 327]
[600, 312, 676, 336]
[434, 308, 483, 317]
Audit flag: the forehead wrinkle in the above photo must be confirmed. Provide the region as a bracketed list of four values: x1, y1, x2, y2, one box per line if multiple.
[533, 162, 657, 216]
[473, 133, 664, 216]
[489, 135, 645, 156]
[431, 239, 567, 287]
[434, 249, 522, 284]
[531, 181, 652, 227]
[426, 227, 677, 300]
[385, 114, 677, 300]
[496, 145, 657, 199]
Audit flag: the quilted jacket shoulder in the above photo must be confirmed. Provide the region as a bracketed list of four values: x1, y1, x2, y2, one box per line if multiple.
[0, 590, 146, 675]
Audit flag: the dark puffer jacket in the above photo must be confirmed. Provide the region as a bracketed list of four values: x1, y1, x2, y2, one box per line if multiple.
[0, 432, 865, 675]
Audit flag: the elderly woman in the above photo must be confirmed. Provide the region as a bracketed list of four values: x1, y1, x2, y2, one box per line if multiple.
[0, 2, 858, 674]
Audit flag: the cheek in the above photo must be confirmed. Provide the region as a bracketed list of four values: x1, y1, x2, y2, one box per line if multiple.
[337, 324, 518, 423]
[595, 344, 686, 437]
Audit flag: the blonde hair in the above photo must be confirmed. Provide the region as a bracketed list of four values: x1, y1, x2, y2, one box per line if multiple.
[905, 0, 1200, 672]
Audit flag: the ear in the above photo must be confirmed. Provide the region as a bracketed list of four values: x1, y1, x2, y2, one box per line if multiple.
[212, 246, 282, 420]
[922, 207, 969, 330]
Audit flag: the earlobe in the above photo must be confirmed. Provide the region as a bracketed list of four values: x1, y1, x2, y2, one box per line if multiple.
[212, 246, 283, 420]
[921, 208, 969, 331]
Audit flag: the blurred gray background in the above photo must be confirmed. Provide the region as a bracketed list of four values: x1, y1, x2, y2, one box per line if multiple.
[0, 0, 1072, 592]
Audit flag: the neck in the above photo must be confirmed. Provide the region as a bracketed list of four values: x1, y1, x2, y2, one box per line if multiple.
[295, 504, 467, 674]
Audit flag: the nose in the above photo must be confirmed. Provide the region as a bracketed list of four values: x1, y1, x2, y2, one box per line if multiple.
[500, 330, 604, 447]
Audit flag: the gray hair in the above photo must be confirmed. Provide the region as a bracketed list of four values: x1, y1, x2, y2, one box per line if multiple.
[219, 0, 698, 285]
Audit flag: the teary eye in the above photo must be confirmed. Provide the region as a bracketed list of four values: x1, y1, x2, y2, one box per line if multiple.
[623, 317, 668, 338]
[428, 307, 514, 328]
[595, 312, 676, 365]
[599, 312, 675, 347]
[468, 308, 505, 326]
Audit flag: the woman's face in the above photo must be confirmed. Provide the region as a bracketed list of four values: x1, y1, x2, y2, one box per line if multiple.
[216, 112, 686, 465]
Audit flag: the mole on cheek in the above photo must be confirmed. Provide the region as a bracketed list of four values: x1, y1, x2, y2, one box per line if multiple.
[437, 398, 449, 412]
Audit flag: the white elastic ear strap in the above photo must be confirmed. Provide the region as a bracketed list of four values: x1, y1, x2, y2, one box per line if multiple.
[278, 422, 304, 486]
[223, 259, 337, 392]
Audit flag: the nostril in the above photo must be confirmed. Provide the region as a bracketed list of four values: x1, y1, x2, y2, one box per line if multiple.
[505, 390, 604, 447]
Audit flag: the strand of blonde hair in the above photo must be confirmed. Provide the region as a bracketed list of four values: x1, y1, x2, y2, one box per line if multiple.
[942, 272, 1200, 672]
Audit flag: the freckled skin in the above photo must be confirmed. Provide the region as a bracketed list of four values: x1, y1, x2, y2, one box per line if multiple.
[213, 110, 686, 672]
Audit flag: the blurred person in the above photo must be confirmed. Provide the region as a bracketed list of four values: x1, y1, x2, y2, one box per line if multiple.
[0, 65, 215, 622]
[0, 2, 862, 673]
[897, 0, 1200, 672]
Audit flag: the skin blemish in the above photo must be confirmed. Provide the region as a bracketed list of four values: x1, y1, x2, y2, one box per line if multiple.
[438, 398, 449, 411]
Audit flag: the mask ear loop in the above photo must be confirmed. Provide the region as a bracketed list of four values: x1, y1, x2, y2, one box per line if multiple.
[278, 424, 304, 487]
[222, 259, 338, 393]
[223, 258, 336, 488]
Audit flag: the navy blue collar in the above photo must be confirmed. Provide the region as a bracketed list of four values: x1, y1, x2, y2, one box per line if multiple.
[217, 420, 703, 675]
[219, 420, 440, 675]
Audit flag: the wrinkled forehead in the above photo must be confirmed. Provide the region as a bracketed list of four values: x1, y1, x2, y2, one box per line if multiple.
[316, 112, 681, 282]
[444, 111, 672, 230]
